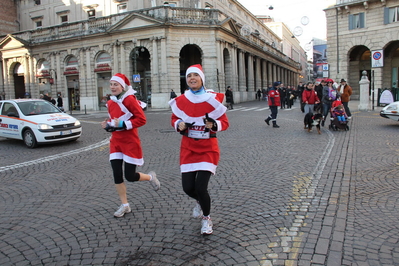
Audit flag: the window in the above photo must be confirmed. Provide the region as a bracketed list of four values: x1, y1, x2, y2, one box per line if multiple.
[349, 13, 365, 30]
[118, 4, 127, 13]
[87, 9, 95, 18]
[384, 6, 399, 24]
[34, 0, 41, 5]
[61, 15, 68, 23]
[36, 21, 42, 28]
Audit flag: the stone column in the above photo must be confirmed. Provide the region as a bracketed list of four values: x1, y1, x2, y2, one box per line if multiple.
[151, 37, 159, 93]
[358, 70, 371, 111]
[261, 60, 267, 89]
[267, 62, 272, 86]
[112, 41, 119, 73]
[160, 37, 167, 77]
[120, 42, 126, 75]
[247, 54, 254, 93]
[238, 50, 245, 92]
[24, 54, 31, 96]
[255, 57, 261, 91]
[273, 64, 277, 83]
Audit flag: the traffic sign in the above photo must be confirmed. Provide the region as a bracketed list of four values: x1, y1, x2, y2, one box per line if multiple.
[133, 74, 141, 83]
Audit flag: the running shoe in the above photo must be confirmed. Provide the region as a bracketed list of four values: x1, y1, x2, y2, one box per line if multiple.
[114, 204, 131, 218]
[148, 171, 160, 191]
[192, 202, 203, 218]
[201, 217, 213, 235]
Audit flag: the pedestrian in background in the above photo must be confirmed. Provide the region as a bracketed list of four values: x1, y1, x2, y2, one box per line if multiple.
[321, 79, 340, 126]
[278, 83, 287, 109]
[225, 86, 234, 109]
[265, 81, 281, 128]
[170, 89, 177, 99]
[338, 79, 352, 119]
[57, 94, 64, 111]
[43, 92, 51, 102]
[302, 82, 320, 114]
[256, 89, 262, 101]
[101, 73, 160, 218]
[169, 64, 229, 235]
[314, 80, 325, 113]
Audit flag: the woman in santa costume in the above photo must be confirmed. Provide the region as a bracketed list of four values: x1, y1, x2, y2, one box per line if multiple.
[169, 64, 229, 235]
[101, 73, 160, 218]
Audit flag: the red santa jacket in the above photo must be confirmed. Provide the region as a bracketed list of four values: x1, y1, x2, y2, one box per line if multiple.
[169, 90, 229, 174]
[106, 88, 146, 165]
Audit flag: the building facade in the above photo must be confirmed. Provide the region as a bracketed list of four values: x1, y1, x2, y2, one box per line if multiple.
[0, 0, 304, 110]
[325, 0, 399, 99]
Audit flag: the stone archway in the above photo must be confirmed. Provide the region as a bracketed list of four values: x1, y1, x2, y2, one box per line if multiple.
[13, 63, 26, 99]
[223, 48, 232, 93]
[179, 45, 202, 94]
[383, 41, 399, 88]
[130, 46, 151, 104]
[349, 45, 371, 97]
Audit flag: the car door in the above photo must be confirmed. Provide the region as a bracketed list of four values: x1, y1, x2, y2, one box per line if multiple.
[0, 102, 21, 139]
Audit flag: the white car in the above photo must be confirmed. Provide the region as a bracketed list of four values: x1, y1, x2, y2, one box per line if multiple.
[0, 99, 82, 148]
[380, 101, 399, 122]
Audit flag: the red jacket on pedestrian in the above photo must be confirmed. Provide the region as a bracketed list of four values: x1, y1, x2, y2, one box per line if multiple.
[268, 89, 280, 107]
[302, 89, 320, 104]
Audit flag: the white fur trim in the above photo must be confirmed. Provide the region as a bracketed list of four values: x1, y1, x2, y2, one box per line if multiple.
[110, 152, 144, 166]
[181, 162, 217, 175]
[186, 66, 205, 84]
[124, 120, 133, 130]
[170, 92, 227, 126]
[111, 76, 126, 89]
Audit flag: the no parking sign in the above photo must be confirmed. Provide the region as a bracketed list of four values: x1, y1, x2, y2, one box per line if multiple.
[371, 50, 384, 67]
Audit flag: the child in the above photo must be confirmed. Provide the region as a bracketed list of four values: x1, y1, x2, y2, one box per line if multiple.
[333, 104, 347, 123]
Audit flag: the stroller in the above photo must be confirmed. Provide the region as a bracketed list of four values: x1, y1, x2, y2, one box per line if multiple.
[329, 100, 349, 131]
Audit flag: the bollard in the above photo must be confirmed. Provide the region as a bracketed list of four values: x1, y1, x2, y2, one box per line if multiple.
[85, 105, 87, 115]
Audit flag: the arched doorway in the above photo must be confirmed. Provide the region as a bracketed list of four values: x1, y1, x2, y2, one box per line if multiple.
[223, 48, 232, 93]
[349, 45, 371, 96]
[179, 45, 202, 94]
[384, 41, 399, 88]
[13, 63, 26, 99]
[131, 47, 151, 105]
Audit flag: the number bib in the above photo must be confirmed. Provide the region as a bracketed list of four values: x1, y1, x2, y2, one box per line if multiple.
[187, 129, 210, 139]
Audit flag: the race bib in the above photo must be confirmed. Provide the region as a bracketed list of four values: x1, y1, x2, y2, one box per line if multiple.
[187, 129, 210, 139]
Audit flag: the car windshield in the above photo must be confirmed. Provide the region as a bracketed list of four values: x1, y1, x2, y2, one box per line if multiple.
[18, 101, 61, 116]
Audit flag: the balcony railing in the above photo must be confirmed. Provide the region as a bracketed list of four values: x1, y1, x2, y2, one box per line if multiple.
[7, 6, 299, 68]
[336, 0, 368, 5]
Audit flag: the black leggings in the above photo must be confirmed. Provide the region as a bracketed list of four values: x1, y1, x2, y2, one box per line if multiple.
[182, 171, 212, 216]
[111, 159, 140, 184]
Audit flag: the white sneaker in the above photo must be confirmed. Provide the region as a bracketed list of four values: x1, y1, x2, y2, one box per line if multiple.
[347, 116, 352, 120]
[114, 204, 131, 218]
[148, 171, 160, 191]
[201, 217, 213, 235]
[192, 202, 203, 218]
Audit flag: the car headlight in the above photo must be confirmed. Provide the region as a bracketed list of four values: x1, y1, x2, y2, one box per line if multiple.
[38, 123, 53, 130]
[74, 120, 81, 126]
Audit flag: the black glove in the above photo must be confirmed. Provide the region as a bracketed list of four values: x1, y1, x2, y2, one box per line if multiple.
[104, 122, 126, 132]
[203, 113, 217, 132]
[180, 122, 195, 135]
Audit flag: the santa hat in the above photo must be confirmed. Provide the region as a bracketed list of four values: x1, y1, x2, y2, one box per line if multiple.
[186, 64, 205, 84]
[110, 73, 132, 90]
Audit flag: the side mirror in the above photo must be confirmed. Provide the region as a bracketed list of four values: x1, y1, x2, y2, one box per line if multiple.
[7, 112, 19, 118]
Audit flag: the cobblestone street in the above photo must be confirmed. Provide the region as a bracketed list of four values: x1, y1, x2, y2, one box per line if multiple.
[1, 100, 399, 265]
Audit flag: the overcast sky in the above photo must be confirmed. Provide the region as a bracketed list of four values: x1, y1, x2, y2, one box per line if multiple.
[237, 0, 336, 47]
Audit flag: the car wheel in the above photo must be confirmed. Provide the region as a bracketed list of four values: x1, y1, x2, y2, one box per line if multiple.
[23, 129, 38, 148]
